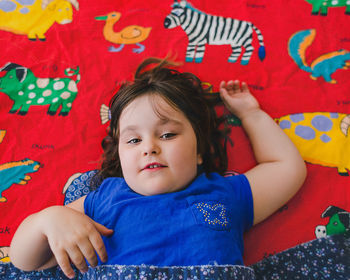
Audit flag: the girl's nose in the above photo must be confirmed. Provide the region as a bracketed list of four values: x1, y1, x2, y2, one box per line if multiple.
[143, 140, 160, 156]
[143, 150, 157, 156]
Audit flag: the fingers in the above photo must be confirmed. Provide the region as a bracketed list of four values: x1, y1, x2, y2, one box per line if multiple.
[71, 223, 111, 269]
[77, 240, 98, 268]
[50, 224, 111, 278]
[52, 248, 76, 279]
[63, 240, 97, 274]
[220, 80, 246, 95]
[88, 232, 108, 264]
[53, 244, 89, 277]
[219, 80, 226, 91]
[93, 221, 114, 237]
[226, 80, 240, 94]
[91, 222, 112, 263]
[66, 245, 88, 273]
[241, 81, 249, 92]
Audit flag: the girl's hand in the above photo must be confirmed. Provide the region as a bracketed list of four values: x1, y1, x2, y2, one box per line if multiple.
[219, 82, 306, 225]
[219, 80, 260, 120]
[40, 206, 113, 279]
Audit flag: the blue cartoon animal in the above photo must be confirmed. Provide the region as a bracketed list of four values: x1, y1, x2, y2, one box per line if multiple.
[0, 62, 80, 115]
[277, 112, 350, 175]
[164, 0, 266, 65]
[288, 29, 350, 83]
[305, 0, 350, 15]
[0, 159, 41, 202]
[315, 206, 350, 238]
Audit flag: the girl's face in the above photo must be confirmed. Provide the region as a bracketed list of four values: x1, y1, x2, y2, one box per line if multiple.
[118, 94, 203, 196]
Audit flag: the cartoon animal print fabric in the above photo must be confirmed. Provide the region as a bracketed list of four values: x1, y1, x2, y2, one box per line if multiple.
[164, 0, 265, 64]
[0, 247, 9, 263]
[277, 112, 350, 175]
[305, 0, 350, 15]
[95, 12, 151, 53]
[315, 206, 350, 238]
[0, 130, 5, 143]
[0, 63, 80, 115]
[288, 29, 350, 83]
[0, 159, 40, 202]
[0, 0, 76, 40]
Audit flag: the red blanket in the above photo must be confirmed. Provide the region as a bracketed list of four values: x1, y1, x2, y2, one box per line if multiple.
[1, 0, 349, 265]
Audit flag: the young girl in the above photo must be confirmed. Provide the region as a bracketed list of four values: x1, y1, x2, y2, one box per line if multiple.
[10, 58, 306, 279]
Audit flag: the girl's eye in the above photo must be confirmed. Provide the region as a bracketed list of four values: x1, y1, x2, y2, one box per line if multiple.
[127, 138, 141, 144]
[161, 133, 176, 139]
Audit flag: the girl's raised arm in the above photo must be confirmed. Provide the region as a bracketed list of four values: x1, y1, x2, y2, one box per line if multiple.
[220, 80, 306, 225]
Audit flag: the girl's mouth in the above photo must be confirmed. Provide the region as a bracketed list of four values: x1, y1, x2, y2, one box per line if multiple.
[142, 163, 167, 171]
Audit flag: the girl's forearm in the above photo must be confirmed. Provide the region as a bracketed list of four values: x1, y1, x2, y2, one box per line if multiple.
[10, 209, 55, 271]
[10, 203, 111, 277]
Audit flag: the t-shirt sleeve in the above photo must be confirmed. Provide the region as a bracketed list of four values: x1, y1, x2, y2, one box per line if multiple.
[226, 174, 254, 231]
[84, 184, 100, 220]
[84, 177, 117, 220]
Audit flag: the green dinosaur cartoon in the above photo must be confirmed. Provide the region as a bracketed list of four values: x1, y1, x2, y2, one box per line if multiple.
[0, 63, 80, 116]
[305, 0, 350, 15]
[288, 29, 350, 83]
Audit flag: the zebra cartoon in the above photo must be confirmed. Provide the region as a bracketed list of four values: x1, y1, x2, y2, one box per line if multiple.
[164, 0, 266, 65]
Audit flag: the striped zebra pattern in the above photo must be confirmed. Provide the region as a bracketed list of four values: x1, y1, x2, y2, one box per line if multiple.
[164, 0, 266, 65]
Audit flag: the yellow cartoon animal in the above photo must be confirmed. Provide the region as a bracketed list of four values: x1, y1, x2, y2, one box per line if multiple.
[95, 11, 151, 53]
[277, 112, 350, 176]
[0, 0, 76, 41]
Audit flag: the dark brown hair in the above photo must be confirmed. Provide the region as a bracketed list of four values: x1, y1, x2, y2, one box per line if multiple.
[95, 57, 229, 186]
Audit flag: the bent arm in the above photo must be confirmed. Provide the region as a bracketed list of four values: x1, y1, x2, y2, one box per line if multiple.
[10, 194, 112, 279]
[9, 195, 113, 279]
[220, 80, 306, 225]
[10, 208, 56, 271]
[10, 197, 86, 271]
[241, 109, 306, 224]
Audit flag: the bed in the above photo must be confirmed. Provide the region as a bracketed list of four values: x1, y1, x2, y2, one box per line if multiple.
[0, 0, 349, 278]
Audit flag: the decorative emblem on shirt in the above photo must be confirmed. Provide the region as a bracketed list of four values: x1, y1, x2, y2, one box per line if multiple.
[195, 202, 229, 229]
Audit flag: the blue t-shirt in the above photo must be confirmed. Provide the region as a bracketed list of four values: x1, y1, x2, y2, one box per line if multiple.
[84, 172, 253, 266]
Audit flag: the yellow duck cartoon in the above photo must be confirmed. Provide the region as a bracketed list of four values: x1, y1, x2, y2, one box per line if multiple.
[95, 11, 151, 53]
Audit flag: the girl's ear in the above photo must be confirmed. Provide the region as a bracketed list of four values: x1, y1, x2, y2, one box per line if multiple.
[197, 154, 203, 165]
